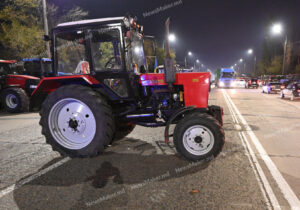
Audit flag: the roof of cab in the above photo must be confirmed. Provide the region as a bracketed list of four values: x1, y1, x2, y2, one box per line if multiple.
[56, 17, 125, 28]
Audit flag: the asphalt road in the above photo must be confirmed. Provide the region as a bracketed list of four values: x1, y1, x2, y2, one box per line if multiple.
[0, 88, 299, 209]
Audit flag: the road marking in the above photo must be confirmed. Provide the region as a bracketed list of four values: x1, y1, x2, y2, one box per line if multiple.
[223, 89, 276, 210]
[223, 89, 300, 210]
[0, 157, 70, 199]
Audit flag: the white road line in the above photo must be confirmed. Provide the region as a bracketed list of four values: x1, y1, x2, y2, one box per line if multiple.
[223, 89, 300, 210]
[0, 157, 70, 199]
[223, 89, 275, 209]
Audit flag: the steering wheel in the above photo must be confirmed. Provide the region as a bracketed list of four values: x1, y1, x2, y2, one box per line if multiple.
[105, 57, 116, 69]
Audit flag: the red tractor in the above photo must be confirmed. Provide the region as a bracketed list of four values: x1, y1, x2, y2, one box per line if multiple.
[0, 60, 40, 113]
[32, 16, 225, 161]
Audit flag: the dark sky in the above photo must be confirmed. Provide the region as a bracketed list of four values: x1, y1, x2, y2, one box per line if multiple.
[50, 0, 300, 71]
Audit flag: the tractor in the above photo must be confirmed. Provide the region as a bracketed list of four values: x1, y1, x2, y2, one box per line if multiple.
[22, 58, 53, 78]
[0, 60, 40, 113]
[32, 16, 225, 161]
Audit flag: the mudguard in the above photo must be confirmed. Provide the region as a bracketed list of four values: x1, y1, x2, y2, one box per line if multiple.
[31, 75, 100, 96]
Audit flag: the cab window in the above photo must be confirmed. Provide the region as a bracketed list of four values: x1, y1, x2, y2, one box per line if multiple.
[90, 28, 122, 71]
[55, 30, 89, 75]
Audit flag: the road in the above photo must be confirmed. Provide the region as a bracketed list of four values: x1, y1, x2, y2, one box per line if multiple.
[0, 88, 299, 209]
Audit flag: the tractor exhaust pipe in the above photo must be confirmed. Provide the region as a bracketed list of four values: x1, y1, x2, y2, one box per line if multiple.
[164, 18, 176, 87]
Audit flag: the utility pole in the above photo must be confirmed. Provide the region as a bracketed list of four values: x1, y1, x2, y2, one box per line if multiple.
[42, 0, 51, 58]
[254, 55, 257, 76]
[282, 35, 288, 75]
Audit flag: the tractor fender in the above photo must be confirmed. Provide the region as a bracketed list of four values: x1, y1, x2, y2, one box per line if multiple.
[31, 75, 100, 96]
[30, 75, 117, 109]
[164, 106, 197, 143]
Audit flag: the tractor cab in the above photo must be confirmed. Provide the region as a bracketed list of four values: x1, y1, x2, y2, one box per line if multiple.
[51, 16, 147, 99]
[22, 58, 53, 78]
[0, 60, 18, 90]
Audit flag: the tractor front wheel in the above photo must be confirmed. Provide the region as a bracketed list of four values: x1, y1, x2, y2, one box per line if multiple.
[40, 85, 115, 157]
[174, 113, 225, 161]
[0, 88, 29, 113]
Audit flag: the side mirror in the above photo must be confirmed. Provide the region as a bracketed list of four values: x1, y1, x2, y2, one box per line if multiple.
[43, 35, 51, 41]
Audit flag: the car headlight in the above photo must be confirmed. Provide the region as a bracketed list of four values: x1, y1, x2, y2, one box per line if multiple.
[219, 82, 225, 87]
[230, 81, 235, 87]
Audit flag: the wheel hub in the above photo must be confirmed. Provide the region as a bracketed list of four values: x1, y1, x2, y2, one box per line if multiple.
[194, 136, 203, 143]
[48, 98, 96, 150]
[6, 94, 18, 109]
[183, 125, 215, 156]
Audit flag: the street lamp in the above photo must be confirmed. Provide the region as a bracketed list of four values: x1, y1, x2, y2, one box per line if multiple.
[168, 34, 176, 42]
[247, 49, 257, 76]
[271, 23, 283, 35]
[270, 23, 287, 74]
[240, 59, 243, 63]
[194, 59, 200, 71]
[185, 51, 193, 68]
[163, 33, 176, 50]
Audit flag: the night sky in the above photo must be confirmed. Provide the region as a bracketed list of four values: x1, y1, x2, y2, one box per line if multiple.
[50, 0, 300, 71]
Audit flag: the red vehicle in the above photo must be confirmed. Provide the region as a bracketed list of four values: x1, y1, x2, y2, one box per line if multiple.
[0, 60, 40, 113]
[32, 16, 225, 161]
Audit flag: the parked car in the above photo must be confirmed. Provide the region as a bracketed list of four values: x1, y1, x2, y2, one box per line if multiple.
[234, 79, 246, 88]
[246, 78, 259, 88]
[262, 82, 281, 94]
[280, 82, 300, 101]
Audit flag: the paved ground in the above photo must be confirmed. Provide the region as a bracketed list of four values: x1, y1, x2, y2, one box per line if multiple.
[0, 88, 299, 209]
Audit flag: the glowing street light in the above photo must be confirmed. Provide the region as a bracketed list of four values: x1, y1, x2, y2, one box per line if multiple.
[188, 51, 192, 56]
[271, 23, 283, 35]
[248, 49, 253, 55]
[240, 59, 243, 63]
[168, 34, 176, 42]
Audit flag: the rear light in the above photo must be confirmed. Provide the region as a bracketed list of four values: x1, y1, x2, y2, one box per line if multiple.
[297, 90, 300, 93]
[271, 86, 275, 89]
[281, 85, 285, 89]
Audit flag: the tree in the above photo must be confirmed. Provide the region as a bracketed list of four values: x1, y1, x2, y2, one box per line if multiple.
[156, 46, 176, 66]
[0, 0, 45, 59]
[267, 56, 282, 75]
[295, 64, 300, 74]
[0, 0, 89, 59]
[46, 4, 89, 31]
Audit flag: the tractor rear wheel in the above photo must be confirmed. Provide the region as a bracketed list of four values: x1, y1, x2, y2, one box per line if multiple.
[174, 112, 225, 161]
[39, 85, 115, 157]
[0, 88, 29, 113]
[113, 121, 136, 142]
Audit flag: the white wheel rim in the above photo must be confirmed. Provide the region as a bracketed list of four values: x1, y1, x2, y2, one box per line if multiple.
[6, 94, 18, 109]
[48, 98, 96, 150]
[183, 125, 215, 156]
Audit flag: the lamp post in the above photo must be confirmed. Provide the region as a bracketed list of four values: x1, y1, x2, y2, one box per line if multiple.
[271, 23, 287, 75]
[194, 59, 200, 71]
[247, 48, 257, 76]
[185, 51, 192, 68]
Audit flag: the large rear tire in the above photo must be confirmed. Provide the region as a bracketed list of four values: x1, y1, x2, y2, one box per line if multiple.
[0, 88, 29, 113]
[39, 85, 115, 157]
[174, 113, 225, 161]
[113, 121, 136, 142]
